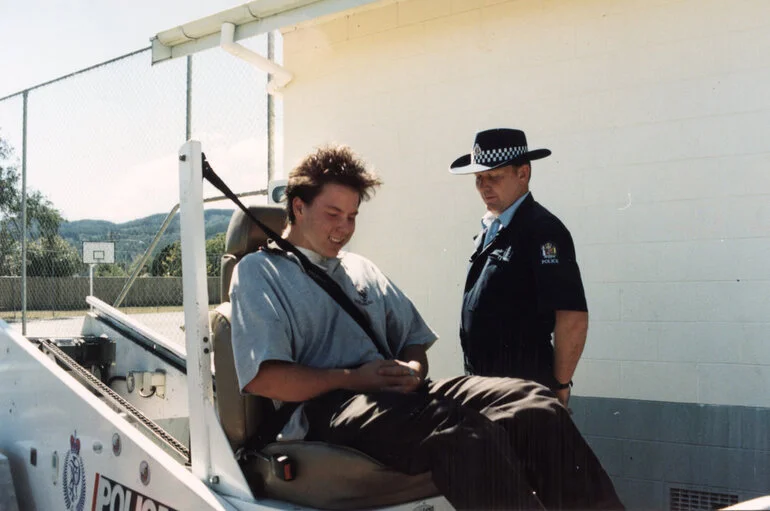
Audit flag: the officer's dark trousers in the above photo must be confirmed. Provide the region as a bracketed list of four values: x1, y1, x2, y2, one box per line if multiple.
[303, 376, 623, 510]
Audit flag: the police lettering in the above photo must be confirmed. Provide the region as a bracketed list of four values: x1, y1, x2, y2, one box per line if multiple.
[92, 473, 176, 511]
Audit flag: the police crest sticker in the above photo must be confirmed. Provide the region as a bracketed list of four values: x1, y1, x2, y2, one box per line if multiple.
[63, 431, 87, 511]
[540, 242, 559, 265]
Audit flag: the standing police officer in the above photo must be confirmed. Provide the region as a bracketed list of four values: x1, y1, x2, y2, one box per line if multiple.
[450, 128, 588, 406]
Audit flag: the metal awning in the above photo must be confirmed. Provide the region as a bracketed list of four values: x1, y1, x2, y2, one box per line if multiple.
[151, 0, 381, 64]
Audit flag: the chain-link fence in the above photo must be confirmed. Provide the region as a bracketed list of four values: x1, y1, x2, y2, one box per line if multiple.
[0, 35, 278, 346]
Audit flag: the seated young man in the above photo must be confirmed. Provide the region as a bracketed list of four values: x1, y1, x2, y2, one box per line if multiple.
[229, 145, 623, 510]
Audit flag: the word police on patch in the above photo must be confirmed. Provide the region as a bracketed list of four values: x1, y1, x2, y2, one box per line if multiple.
[92, 473, 177, 511]
[540, 242, 559, 264]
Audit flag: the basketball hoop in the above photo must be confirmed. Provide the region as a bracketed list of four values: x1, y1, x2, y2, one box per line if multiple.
[82, 242, 116, 303]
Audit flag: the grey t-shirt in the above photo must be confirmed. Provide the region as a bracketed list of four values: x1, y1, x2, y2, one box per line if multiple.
[229, 245, 438, 440]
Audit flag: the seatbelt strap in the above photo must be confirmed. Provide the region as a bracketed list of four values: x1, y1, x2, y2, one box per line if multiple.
[202, 154, 390, 360]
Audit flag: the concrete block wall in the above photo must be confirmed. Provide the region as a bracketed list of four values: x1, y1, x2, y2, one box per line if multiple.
[571, 396, 770, 509]
[280, 0, 770, 405]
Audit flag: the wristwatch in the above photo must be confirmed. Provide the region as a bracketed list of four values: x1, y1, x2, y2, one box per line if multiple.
[552, 379, 573, 391]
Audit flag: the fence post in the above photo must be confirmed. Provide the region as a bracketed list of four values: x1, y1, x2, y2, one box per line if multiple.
[21, 90, 28, 334]
[267, 31, 275, 184]
[186, 55, 192, 141]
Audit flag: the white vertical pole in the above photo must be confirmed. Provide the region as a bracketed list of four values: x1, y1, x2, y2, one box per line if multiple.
[185, 55, 192, 141]
[89, 264, 94, 297]
[177, 141, 256, 500]
[267, 31, 275, 185]
[178, 140, 213, 482]
[21, 91, 28, 335]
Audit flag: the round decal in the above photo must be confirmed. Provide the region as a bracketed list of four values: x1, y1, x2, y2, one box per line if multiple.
[62, 432, 86, 511]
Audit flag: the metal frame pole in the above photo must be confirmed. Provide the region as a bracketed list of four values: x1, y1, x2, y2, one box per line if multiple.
[21, 91, 28, 334]
[178, 141, 253, 499]
[179, 141, 212, 481]
[112, 190, 265, 308]
[267, 31, 275, 184]
[186, 55, 193, 141]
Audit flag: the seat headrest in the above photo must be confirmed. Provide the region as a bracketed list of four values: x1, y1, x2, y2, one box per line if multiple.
[225, 204, 287, 257]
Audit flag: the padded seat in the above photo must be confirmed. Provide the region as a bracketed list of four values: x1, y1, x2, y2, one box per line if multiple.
[210, 205, 439, 509]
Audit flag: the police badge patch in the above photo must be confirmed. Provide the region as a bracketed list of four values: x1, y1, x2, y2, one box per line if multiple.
[63, 431, 86, 511]
[540, 242, 559, 264]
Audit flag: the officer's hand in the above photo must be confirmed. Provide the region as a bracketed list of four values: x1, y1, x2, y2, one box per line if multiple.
[350, 359, 419, 393]
[378, 360, 423, 393]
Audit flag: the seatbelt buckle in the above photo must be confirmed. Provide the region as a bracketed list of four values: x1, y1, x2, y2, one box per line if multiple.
[271, 454, 296, 481]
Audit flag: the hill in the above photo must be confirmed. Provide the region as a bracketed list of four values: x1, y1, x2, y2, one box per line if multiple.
[59, 209, 235, 264]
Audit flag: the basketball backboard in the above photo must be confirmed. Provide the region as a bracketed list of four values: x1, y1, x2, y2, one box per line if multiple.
[82, 242, 115, 264]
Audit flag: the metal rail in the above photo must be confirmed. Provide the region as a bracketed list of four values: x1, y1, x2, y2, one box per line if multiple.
[36, 338, 191, 463]
[113, 189, 267, 308]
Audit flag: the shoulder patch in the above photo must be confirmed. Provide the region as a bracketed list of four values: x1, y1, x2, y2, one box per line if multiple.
[540, 242, 559, 264]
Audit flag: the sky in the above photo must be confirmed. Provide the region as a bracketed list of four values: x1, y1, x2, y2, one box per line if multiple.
[0, 1, 243, 98]
[0, 0, 277, 223]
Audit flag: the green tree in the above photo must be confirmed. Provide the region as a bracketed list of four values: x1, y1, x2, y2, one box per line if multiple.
[0, 134, 66, 275]
[27, 236, 83, 277]
[150, 233, 226, 277]
[206, 232, 226, 277]
[125, 253, 151, 277]
[0, 234, 20, 275]
[150, 241, 182, 277]
[95, 262, 128, 277]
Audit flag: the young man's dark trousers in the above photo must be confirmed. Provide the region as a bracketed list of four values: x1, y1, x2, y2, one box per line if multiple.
[303, 376, 623, 510]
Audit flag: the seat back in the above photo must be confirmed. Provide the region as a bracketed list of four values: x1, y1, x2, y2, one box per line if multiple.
[211, 204, 287, 452]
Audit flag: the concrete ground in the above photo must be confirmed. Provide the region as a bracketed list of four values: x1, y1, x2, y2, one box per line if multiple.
[6, 311, 187, 349]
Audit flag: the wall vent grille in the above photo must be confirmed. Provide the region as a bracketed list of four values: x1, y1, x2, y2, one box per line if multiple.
[670, 487, 739, 511]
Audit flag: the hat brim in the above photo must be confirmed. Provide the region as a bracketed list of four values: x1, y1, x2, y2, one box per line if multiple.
[448, 149, 552, 175]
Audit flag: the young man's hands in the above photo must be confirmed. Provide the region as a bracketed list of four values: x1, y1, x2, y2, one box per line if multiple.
[349, 359, 423, 393]
[247, 345, 429, 401]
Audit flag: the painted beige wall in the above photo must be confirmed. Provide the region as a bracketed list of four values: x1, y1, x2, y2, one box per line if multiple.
[279, 0, 770, 406]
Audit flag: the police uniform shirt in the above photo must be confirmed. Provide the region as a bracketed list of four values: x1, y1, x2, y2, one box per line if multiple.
[460, 193, 587, 386]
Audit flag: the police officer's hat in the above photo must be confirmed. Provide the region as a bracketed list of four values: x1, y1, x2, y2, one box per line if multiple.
[449, 128, 551, 175]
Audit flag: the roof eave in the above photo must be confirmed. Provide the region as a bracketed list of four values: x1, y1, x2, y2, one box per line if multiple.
[150, 0, 381, 64]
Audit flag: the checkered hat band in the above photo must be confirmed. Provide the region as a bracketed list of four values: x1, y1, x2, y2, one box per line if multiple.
[473, 146, 528, 165]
